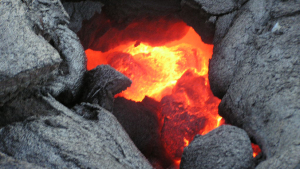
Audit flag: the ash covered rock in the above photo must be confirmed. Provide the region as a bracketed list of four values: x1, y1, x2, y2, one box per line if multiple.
[210, 0, 300, 168]
[25, 0, 87, 104]
[180, 125, 254, 169]
[0, 95, 152, 169]
[0, 152, 45, 169]
[81, 65, 132, 111]
[0, 91, 59, 127]
[0, 0, 62, 106]
[0, 0, 86, 106]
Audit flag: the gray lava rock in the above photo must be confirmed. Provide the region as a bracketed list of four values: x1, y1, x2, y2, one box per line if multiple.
[213, 11, 237, 44]
[0, 0, 86, 106]
[0, 95, 152, 169]
[63, 1, 104, 33]
[209, 0, 300, 168]
[180, 125, 254, 169]
[0, 91, 59, 127]
[0, 0, 62, 106]
[81, 65, 132, 111]
[0, 152, 45, 169]
[194, 0, 238, 15]
[24, 0, 87, 103]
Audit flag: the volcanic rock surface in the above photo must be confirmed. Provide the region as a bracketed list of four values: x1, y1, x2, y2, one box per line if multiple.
[180, 125, 254, 169]
[81, 65, 132, 111]
[0, 0, 62, 106]
[0, 152, 45, 169]
[209, 0, 300, 168]
[1, 0, 300, 168]
[112, 97, 173, 168]
[62, 1, 103, 33]
[0, 95, 152, 169]
[0, 0, 86, 106]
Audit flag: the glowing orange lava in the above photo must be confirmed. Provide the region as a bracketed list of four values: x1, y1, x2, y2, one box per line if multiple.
[85, 24, 225, 165]
[252, 143, 261, 157]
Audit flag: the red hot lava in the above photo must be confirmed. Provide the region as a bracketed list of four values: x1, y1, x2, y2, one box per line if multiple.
[84, 18, 260, 166]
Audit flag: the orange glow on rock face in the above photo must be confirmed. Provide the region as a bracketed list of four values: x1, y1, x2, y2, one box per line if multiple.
[85, 22, 224, 164]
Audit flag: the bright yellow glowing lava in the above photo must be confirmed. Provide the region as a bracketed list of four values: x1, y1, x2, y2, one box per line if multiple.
[117, 43, 209, 101]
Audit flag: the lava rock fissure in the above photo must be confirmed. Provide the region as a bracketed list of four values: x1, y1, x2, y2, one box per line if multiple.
[1, 0, 300, 169]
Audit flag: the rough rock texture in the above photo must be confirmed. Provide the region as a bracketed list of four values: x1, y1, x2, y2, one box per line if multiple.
[0, 0, 86, 106]
[0, 91, 59, 127]
[81, 65, 132, 111]
[194, 0, 242, 15]
[209, 0, 300, 168]
[24, 0, 87, 103]
[0, 152, 45, 169]
[0, 95, 152, 169]
[0, 0, 62, 106]
[180, 125, 254, 169]
[113, 97, 173, 168]
[62, 1, 103, 33]
[213, 11, 237, 44]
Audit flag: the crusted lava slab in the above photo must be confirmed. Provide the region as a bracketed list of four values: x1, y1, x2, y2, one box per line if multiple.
[181, 125, 254, 169]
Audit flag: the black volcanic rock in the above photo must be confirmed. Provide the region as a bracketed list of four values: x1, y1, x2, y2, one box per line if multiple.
[62, 1, 104, 33]
[113, 97, 173, 168]
[81, 65, 132, 111]
[180, 125, 254, 169]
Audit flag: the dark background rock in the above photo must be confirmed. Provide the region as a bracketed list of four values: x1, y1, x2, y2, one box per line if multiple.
[0, 95, 152, 169]
[179, 0, 215, 44]
[113, 97, 173, 168]
[99, 0, 181, 24]
[180, 125, 254, 169]
[62, 1, 104, 33]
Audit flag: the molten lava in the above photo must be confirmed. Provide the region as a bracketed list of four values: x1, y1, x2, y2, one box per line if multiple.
[252, 143, 262, 157]
[85, 22, 225, 165]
